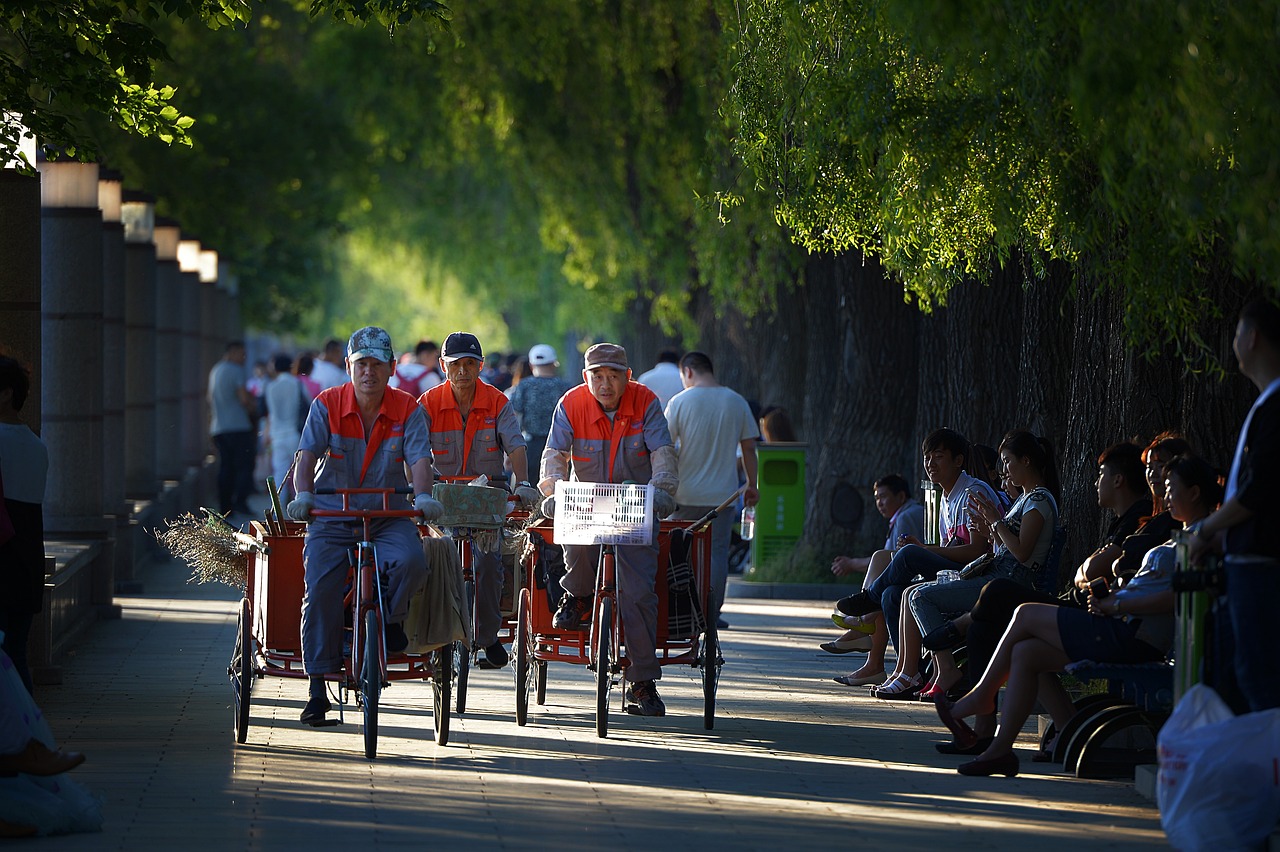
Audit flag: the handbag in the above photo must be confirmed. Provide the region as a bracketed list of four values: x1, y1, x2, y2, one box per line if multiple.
[957, 551, 995, 580]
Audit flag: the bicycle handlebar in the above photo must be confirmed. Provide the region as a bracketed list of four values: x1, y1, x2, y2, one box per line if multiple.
[311, 486, 421, 519]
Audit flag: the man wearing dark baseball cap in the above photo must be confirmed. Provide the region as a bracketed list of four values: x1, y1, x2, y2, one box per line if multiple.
[286, 325, 444, 725]
[419, 331, 540, 669]
[536, 342, 680, 716]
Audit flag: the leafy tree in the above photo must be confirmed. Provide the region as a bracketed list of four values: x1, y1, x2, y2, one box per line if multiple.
[0, 0, 448, 168]
[721, 0, 1279, 368]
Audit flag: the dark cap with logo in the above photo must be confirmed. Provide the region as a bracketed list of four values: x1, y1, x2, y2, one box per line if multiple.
[441, 331, 484, 362]
[584, 342, 629, 371]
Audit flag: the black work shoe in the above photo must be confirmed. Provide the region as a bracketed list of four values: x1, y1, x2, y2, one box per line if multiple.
[300, 694, 332, 725]
[624, 680, 666, 717]
[835, 590, 880, 617]
[552, 594, 592, 631]
[478, 641, 509, 669]
[385, 622, 409, 655]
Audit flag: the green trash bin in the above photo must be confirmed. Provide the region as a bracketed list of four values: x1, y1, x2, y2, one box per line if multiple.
[752, 442, 807, 569]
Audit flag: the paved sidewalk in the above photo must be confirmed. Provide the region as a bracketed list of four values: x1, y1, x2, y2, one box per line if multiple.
[29, 557, 1166, 850]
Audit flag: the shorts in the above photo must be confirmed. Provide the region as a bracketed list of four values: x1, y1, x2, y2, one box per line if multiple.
[1057, 606, 1164, 664]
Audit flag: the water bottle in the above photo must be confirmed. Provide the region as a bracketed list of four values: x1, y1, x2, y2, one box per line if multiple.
[740, 506, 756, 541]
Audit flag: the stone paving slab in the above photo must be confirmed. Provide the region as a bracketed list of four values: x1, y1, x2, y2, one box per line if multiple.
[27, 556, 1167, 850]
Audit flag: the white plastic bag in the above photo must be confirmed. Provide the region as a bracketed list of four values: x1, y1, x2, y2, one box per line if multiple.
[1157, 684, 1280, 850]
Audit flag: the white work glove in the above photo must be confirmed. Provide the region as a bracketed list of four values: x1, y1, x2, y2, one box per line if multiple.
[653, 489, 677, 519]
[414, 493, 445, 521]
[514, 484, 542, 510]
[286, 491, 315, 522]
[540, 495, 556, 518]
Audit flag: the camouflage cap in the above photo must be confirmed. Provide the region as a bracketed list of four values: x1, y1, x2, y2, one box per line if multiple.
[347, 326, 394, 362]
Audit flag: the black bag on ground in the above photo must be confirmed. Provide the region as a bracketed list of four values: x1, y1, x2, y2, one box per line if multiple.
[666, 527, 706, 639]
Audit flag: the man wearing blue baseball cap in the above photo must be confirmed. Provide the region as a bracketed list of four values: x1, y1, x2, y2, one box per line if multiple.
[287, 326, 445, 725]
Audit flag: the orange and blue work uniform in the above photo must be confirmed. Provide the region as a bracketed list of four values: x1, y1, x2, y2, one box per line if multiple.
[419, 379, 525, 647]
[297, 384, 431, 675]
[542, 382, 675, 683]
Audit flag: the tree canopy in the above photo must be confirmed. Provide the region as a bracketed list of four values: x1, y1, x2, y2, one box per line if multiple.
[721, 0, 1280, 367]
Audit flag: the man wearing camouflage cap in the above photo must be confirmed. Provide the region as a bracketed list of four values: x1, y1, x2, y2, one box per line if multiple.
[538, 342, 679, 716]
[287, 326, 444, 725]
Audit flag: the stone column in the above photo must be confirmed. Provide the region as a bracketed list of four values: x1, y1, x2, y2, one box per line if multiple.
[152, 218, 183, 485]
[0, 170, 41, 405]
[177, 239, 203, 471]
[99, 171, 127, 518]
[198, 251, 219, 466]
[39, 158, 106, 533]
[122, 192, 158, 500]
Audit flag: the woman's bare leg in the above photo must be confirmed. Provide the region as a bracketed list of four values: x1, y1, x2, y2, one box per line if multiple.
[950, 603, 1066, 719]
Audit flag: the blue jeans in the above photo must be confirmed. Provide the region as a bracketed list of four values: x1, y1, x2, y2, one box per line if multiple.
[1224, 558, 1280, 712]
[866, 544, 957, 650]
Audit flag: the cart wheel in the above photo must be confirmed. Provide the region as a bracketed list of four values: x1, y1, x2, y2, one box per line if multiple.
[432, 645, 452, 745]
[595, 597, 613, 739]
[361, 609, 381, 759]
[456, 578, 475, 715]
[700, 622, 720, 730]
[535, 660, 548, 706]
[232, 596, 253, 743]
[515, 591, 532, 726]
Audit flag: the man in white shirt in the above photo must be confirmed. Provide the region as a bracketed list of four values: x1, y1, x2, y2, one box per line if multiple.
[664, 352, 758, 626]
[636, 349, 684, 409]
[309, 338, 350, 390]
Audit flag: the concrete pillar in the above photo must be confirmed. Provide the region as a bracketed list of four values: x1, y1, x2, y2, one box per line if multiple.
[122, 192, 158, 500]
[0, 171, 41, 402]
[39, 159, 106, 532]
[198, 251, 219, 470]
[99, 172, 127, 517]
[153, 218, 183, 484]
[177, 239, 203, 470]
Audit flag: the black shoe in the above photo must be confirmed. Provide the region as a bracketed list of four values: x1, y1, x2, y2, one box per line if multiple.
[479, 641, 509, 669]
[552, 594, 592, 631]
[936, 736, 995, 755]
[300, 694, 332, 725]
[835, 590, 880, 617]
[716, 617, 729, 629]
[922, 620, 964, 652]
[385, 622, 409, 654]
[624, 680, 666, 717]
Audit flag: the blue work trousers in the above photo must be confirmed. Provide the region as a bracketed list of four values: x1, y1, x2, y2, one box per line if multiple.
[563, 529, 660, 683]
[301, 518, 427, 675]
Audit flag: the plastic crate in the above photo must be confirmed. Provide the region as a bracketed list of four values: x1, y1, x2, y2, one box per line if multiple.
[554, 481, 654, 545]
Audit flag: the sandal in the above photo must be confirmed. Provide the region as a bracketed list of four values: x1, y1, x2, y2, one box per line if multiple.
[871, 672, 922, 699]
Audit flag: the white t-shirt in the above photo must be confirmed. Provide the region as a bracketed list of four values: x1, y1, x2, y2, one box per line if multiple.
[309, 358, 349, 390]
[996, 486, 1057, 567]
[264, 373, 304, 443]
[0, 422, 49, 504]
[665, 385, 758, 506]
[940, 470, 998, 546]
[636, 362, 684, 409]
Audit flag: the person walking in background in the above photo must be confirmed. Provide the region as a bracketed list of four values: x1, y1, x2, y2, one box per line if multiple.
[0, 356, 49, 696]
[508, 344, 575, 473]
[390, 339, 444, 397]
[664, 351, 759, 628]
[208, 341, 257, 517]
[636, 349, 684, 409]
[309, 338, 349, 390]
[263, 353, 305, 489]
[758, 407, 798, 442]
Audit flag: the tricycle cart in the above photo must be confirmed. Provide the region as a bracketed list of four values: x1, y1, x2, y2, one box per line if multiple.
[229, 487, 452, 758]
[513, 482, 721, 737]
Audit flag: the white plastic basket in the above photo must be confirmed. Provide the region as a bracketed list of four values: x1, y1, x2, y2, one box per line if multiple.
[554, 481, 654, 546]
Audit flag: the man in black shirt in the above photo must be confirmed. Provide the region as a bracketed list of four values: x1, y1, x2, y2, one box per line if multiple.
[1192, 297, 1280, 712]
